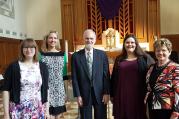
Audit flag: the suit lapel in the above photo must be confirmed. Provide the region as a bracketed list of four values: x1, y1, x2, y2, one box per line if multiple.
[80, 49, 91, 79]
[92, 49, 98, 79]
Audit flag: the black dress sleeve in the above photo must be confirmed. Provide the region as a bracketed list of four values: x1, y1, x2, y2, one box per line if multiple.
[110, 56, 120, 97]
[1, 63, 13, 91]
[40, 61, 49, 104]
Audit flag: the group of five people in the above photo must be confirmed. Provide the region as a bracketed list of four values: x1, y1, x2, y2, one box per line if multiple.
[1, 29, 179, 119]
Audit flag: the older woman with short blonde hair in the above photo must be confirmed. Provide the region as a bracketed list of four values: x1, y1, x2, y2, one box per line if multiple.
[145, 38, 179, 119]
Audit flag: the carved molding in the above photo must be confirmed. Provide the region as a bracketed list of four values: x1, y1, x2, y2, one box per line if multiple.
[87, 0, 134, 42]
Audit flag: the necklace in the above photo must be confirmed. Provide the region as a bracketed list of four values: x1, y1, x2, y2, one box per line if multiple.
[126, 57, 137, 61]
[156, 61, 170, 70]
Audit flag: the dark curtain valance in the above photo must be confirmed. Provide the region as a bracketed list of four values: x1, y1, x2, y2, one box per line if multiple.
[97, 0, 122, 19]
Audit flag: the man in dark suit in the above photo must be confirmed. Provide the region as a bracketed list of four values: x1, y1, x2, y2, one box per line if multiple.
[71, 29, 110, 119]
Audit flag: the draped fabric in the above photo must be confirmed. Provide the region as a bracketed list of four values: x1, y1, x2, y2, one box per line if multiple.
[97, 0, 122, 19]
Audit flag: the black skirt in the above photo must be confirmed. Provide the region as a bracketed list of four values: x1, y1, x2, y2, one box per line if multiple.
[148, 96, 172, 119]
[149, 109, 172, 119]
[49, 105, 66, 115]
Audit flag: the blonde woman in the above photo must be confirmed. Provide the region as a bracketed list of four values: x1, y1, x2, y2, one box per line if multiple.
[145, 38, 179, 119]
[40, 31, 67, 119]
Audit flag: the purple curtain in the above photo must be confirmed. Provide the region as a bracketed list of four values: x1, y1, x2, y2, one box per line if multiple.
[97, 0, 122, 19]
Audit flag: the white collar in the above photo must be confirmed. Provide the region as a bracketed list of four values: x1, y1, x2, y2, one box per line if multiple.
[85, 48, 93, 54]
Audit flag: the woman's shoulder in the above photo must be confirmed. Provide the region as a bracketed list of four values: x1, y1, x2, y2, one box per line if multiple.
[164, 61, 179, 73]
[115, 55, 124, 61]
[168, 61, 179, 67]
[112, 56, 125, 67]
[39, 61, 48, 67]
[7, 60, 19, 69]
[4, 60, 20, 77]
[139, 53, 151, 59]
[140, 53, 155, 64]
[39, 61, 49, 72]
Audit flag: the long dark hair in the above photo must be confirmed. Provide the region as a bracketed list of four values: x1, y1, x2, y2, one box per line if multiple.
[120, 34, 147, 59]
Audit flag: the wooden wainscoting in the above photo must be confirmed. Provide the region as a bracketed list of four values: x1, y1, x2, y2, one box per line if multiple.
[0, 38, 44, 74]
[0, 37, 20, 74]
[161, 34, 179, 52]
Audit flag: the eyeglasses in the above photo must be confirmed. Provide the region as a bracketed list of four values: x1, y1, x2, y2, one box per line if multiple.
[23, 46, 36, 50]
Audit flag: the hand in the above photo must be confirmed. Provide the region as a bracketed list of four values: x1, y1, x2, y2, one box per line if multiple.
[43, 102, 49, 119]
[77, 96, 83, 107]
[170, 116, 178, 119]
[110, 97, 113, 104]
[144, 96, 147, 104]
[45, 113, 50, 119]
[65, 95, 68, 102]
[144, 95, 149, 105]
[170, 112, 179, 119]
[102, 94, 109, 104]
[4, 113, 10, 119]
[68, 80, 72, 85]
[44, 109, 50, 119]
[144, 92, 150, 104]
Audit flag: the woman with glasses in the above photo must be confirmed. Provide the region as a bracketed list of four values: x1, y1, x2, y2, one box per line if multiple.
[40, 31, 67, 119]
[2, 38, 49, 119]
[145, 38, 179, 119]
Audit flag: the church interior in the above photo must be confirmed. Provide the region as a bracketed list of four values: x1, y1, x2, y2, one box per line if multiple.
[0, 0, 179, 118]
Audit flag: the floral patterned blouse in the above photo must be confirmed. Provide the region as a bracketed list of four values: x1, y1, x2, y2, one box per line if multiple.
[9, 61, 45, 119]
[146, 61, 179, 118]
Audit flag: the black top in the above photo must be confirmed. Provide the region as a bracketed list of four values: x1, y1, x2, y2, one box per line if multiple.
[148, 61, 171, 108]
[40, 51, 64, 56]
[149, 64, 168, 90]
[1, 61, 49, 104]
[110, 55, 154, 97]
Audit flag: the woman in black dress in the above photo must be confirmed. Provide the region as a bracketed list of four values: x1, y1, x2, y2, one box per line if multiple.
[111, 34, 154, 119]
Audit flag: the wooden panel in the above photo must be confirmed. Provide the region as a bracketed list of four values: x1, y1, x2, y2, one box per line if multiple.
[148, 0, 160, 50]
[119, 0, 133, 39]
[35, 40, 43, 51]
[5, 42, 19, 63]
[0, 39, 45, 74]
[0, 41, 6, 73]
[106, 51, 121, 60]
[134, 0, 147, 42]
[73, 0, 87, 45]
[61, 0, 75, 51]
[61, 0, 160, 51]
[0, 37, 20, 74]
[86, 0, 135, 43]
[161, 34, 179, 52]
[87, 0, 103, 44]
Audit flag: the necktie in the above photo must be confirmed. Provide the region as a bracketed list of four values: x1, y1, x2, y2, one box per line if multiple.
[87, 52, 92, 78]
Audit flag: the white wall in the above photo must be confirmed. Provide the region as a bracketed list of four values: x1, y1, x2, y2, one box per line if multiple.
[160, 0, 179, 35]
[1, 0, 178, 39]
[26, 0, 62, 40]
[0, 0, 27, 39]
[0, 0, 62, 40]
